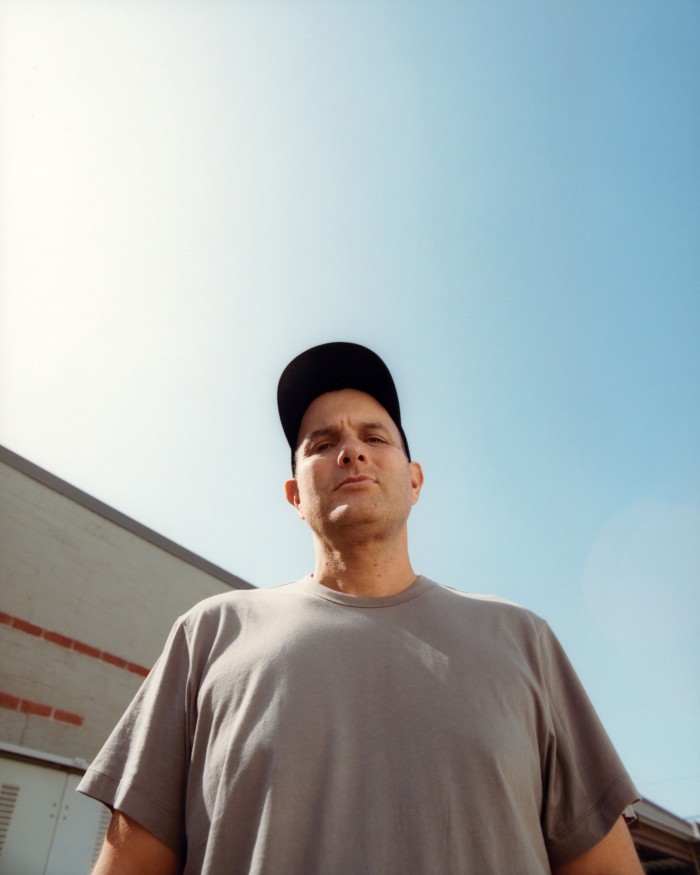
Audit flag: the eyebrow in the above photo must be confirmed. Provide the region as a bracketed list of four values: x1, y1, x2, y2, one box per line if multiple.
[361, 421, 392, 433]
[303, 426, 337, 444]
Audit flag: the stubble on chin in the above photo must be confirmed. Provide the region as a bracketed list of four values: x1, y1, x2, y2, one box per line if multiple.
[325, 498, 409, 546]
[303, 494, 381, 540]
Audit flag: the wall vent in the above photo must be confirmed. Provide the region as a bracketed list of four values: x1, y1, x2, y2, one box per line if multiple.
[0, 784, 20, 857]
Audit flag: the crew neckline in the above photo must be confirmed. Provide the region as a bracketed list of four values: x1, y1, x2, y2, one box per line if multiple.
[294, 574, 434, 607]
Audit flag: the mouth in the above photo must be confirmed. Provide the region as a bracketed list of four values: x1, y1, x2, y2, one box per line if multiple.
[335, 475, 375, 491]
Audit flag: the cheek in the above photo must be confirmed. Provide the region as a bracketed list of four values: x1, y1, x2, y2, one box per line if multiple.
[294, 474, 321, 514]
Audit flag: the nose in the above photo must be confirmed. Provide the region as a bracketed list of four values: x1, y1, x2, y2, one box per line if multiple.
[337, 437, 366, 466]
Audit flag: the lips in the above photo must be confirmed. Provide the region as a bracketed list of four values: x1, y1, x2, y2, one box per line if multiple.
[335, 475, 375, 490]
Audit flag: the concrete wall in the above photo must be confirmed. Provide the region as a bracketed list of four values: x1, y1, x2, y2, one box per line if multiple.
[0, 448, 251, 762]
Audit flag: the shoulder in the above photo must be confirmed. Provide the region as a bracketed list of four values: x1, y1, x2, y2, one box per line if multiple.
[419, 579, 562, 665]
[155, 582, 304, 668]
[174, 581, 303, 631]
[426, 578, 549, 628]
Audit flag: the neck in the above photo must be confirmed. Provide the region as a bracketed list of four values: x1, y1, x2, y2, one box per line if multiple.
[311, 528, 416, 597]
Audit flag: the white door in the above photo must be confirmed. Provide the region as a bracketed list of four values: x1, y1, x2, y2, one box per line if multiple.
[0, 757, 109, 875]
[45, 773, 110, 875]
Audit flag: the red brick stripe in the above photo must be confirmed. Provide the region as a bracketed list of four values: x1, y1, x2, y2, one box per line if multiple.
[20, 699, 52, 718]
[53, 708, 83, 726]
[0, 612, 149, 677]
[0, 692, 83, 726]
[73, 641, 101, 659]
[0, 692, 21, 710]
[101, 652, 127, 669]
[12, 618, 42, 636]
[44, 630, 73, 648]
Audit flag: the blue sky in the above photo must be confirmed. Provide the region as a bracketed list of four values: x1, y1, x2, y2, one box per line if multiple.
[1, 1, 699, 818]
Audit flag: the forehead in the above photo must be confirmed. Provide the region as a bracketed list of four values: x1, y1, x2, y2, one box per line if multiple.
[297, 389, 398, 442]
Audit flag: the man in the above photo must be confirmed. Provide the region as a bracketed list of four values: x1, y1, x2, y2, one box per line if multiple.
[80, 342, 643, 874]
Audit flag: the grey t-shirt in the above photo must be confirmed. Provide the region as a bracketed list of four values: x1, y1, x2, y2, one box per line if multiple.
[78, 576, 638, 874]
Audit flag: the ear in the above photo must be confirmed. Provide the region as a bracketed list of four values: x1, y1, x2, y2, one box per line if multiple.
[284, 478, 305, 519]
[408, 461, 424, 505]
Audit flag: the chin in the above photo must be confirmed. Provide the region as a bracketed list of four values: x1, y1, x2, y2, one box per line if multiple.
[328, 510, 372, 525]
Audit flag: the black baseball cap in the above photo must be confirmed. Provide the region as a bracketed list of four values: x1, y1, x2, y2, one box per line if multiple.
[277, 342, 410, 469]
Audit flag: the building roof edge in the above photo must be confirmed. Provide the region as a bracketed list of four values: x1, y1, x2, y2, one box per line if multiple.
[0, 445, 254, 590]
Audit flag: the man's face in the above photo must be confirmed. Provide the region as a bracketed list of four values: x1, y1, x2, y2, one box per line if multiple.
[285, 389, 423, 541]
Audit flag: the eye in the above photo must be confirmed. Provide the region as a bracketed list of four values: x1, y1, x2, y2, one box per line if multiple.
[366, 435, 387, 444]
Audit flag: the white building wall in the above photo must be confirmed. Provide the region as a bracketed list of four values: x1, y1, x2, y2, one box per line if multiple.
[0, 448, 251, 763]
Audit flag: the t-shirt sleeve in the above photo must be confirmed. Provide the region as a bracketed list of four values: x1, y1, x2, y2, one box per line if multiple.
[77, 617, 194, 856]
[537, 623, 639, 866]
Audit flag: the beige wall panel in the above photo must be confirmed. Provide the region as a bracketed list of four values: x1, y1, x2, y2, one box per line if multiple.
[1, 625, 147, 759]
[1, 462, 230, 666]
[0, 709, 28, 747]
[1, 451, 250, 762]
